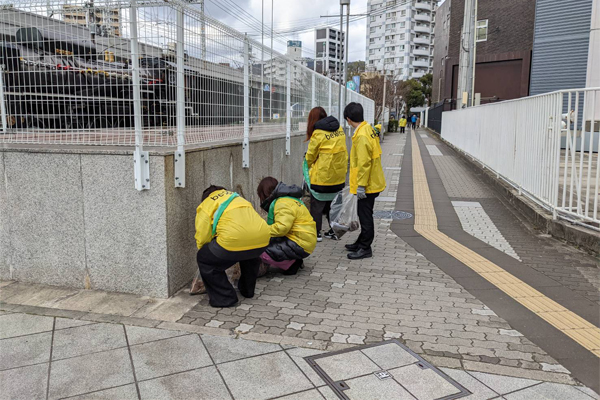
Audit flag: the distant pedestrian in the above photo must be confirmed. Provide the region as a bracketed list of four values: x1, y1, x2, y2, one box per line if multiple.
[411, 114, 417, 129]
[399, 115, 407, 133]
[343, 102, 386, 260]
[416, 116, 421, 128]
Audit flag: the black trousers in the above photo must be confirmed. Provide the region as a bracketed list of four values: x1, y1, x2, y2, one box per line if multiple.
[310, 195, 332, 233]
[400, 126, 405, 133]
[411, 122, 416, 129]
[355, 193, 379, 250]
[197, 241, 266, 308]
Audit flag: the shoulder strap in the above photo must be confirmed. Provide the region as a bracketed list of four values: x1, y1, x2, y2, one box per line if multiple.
[267, 196, 303, 225]
[212, 192, 239, 236]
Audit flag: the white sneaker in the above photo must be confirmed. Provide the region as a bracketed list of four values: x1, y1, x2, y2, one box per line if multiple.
[317, 233, 323, 242]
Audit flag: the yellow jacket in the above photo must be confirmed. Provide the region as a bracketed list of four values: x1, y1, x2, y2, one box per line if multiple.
[195, 190, 270, 251]
[305, 126, 348, 188]
[271, 198, 317, 254]
[349, 121, 386, 194]
[399, 118, 407, 127]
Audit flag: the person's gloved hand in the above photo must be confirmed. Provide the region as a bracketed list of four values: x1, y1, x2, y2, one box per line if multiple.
[357, 186, 367, 200]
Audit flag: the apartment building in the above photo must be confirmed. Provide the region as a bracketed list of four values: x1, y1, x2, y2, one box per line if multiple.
[263, 41, 314, 84]
[365, 0, 436, 81]
[314, 27, 345, 79]
[63, 5, 121, 37]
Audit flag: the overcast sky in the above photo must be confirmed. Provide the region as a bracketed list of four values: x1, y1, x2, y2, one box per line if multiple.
[204, 0, 369, 62]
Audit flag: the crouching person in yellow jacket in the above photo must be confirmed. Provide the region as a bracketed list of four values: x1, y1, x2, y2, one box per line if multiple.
[344, 102, 386, 260]
[257, 177, 317, 276]
[195, 185, 270, 307]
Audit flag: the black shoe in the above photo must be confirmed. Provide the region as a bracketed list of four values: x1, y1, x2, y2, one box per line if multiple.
[347, 248, 372, 260]
[324, 229, 339, 240]
[345, 243, 359, 252]
[282, 259, 303, 276]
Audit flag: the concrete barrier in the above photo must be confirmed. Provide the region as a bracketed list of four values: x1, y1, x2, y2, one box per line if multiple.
[0, 134, 305, 298]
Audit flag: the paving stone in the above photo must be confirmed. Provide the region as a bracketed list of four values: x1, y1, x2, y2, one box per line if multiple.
[202, 334, 281, 364]
[125, 325, 187, 346]
[54, 318, 95, 330]
[138, 366, 230, 400]
[69, 384, 139, 399]
[315, 350, 380, 382]
[361, 343, 419, 370]
[441, 368, 500, 400]
[0, 362, 48, 400]
[468, 371, 540, 395]
[0, 313, 54, 339]
[48, 348, 134, 399]
[130, 334, 212, 381]
[276, 389, 325, 400]
[218, 351, 312, 400]
[345, 373, 414, 400]
[52, 323, 127, 360]
[0, 331, 51, 370]
[504, 382, 593, 400]
[285, 347, 326, 386]
[389, 364, 462, 399]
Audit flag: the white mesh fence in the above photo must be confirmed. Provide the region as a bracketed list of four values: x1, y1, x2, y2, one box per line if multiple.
[0, 0, 375, 147]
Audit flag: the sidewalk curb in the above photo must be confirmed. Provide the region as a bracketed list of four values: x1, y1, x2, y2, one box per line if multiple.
[425, 128, 600, 256]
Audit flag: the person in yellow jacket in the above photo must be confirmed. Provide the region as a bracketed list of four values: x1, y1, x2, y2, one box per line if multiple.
[344, 102, 386, 260]
[399, 115, 407, 133]
[195, 185, 270, 307]
[305, 107, 348, 241]
[257, 177, 317, 275]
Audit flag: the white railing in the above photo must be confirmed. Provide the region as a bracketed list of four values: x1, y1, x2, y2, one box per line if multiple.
[442, 88, 600, 230]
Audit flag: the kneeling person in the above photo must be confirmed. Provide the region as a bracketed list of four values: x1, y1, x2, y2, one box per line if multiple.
[195, 185, 270, 307]
[258, 177, 317, 275]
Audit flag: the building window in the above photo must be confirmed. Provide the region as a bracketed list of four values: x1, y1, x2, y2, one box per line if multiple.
[390, 23, 396, 29]
[400, 33, 405, 40]
[370, 27, 376, 33]
[370, 16, 376, 22]
[476, 19, 488, 42]
[386, 12, 396, 18]
[369, 38, 375, 44]
[369, 49, 375, 55]
[316, 29, 326, 40]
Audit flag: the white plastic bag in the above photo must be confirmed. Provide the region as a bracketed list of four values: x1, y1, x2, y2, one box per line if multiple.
[330, 187, 360, 238]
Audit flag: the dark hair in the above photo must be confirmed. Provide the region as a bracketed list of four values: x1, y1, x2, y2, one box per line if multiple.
[343, 102, 364, 123]
[202, 185, 226, 201]
[257, 177, 278, 203]
[306, 107, 327, 141]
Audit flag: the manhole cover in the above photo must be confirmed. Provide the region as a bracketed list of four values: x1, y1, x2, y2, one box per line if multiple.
[304, 340, 470, 400]
[373, 210, 413, 220]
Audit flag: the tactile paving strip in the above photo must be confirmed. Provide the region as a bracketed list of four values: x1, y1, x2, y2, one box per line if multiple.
[409, 130, 600, 357]
[305, 340, 470, 400]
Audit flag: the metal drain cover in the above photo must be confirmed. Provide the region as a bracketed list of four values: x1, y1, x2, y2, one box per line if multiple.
[304, 340, 470, 400]
[373, 210, 413, 220]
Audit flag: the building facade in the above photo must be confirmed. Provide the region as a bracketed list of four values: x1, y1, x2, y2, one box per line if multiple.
[365, 0, 436, 81]
[263, 41, 314, 84]
[432, 0, 536, 106]
[63, 5, 121, 37]
[529, 0, 593, 95]
[314, 27, 344, 79]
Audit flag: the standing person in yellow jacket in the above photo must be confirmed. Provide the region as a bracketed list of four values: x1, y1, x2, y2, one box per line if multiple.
[257, 177, 317, 275]
[399, 115, 407, 133]
[195, 185, 270, 307]
[344, 102, 386, 260]
[305, 107, 348, 241]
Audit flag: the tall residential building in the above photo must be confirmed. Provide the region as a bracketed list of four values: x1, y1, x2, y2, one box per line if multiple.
[314, 27, 345, 79]
[263, 41, 314, 83]
[365, 0, 436, 81]
[63, 5, 121, 37]
[431, 0, 535, 106]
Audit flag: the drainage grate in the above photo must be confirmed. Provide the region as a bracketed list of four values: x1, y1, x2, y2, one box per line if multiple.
[304, 340, 471, 400]
[373, 210, 413, 220]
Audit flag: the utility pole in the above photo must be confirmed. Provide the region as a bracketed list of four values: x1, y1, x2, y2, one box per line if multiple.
[338, 1, 344, 119]
[381, 68, 387, 124]
[456, 0, 476, 108]
[338, 0, 350, 120]
[269, 0, 273, 120]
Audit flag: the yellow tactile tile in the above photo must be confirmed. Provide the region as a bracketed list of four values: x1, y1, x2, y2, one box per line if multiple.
[409, 130, 600, 358]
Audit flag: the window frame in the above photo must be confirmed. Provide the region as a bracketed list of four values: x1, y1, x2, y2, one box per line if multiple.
[476, 19, 488, 42]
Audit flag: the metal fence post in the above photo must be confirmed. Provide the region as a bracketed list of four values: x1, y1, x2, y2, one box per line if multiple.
[424, 107, 429, 128]
[328, 80, 332, 116]
[286, 61, 291, 156]
[311, 73, 316, 109]
[243, 34, 250, 168]
[130, 0, 149, 191]
[0, 67, 8, 134]
[174, 6, 186, 188]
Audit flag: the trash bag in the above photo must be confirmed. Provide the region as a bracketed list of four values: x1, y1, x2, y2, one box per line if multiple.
[330, 187, 360, 238]
[189, 263, 243, 295]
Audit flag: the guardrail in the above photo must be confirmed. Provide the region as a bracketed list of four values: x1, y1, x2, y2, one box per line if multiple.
[0, 0, 374, 190]
[442, 88, 600, 231]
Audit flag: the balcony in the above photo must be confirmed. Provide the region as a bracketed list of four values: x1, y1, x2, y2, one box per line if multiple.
[414, 24, 431, 33]
[413, 59, 430, 68]
[415, 1, 432, 11]
[414, 13, 431, 22]
[413, 36, 431, 45]
[413, 47, 430, 56]
[412, 70, 426, 78]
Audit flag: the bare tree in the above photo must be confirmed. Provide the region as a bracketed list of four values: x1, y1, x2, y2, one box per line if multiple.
[361, 75, 396, 122]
